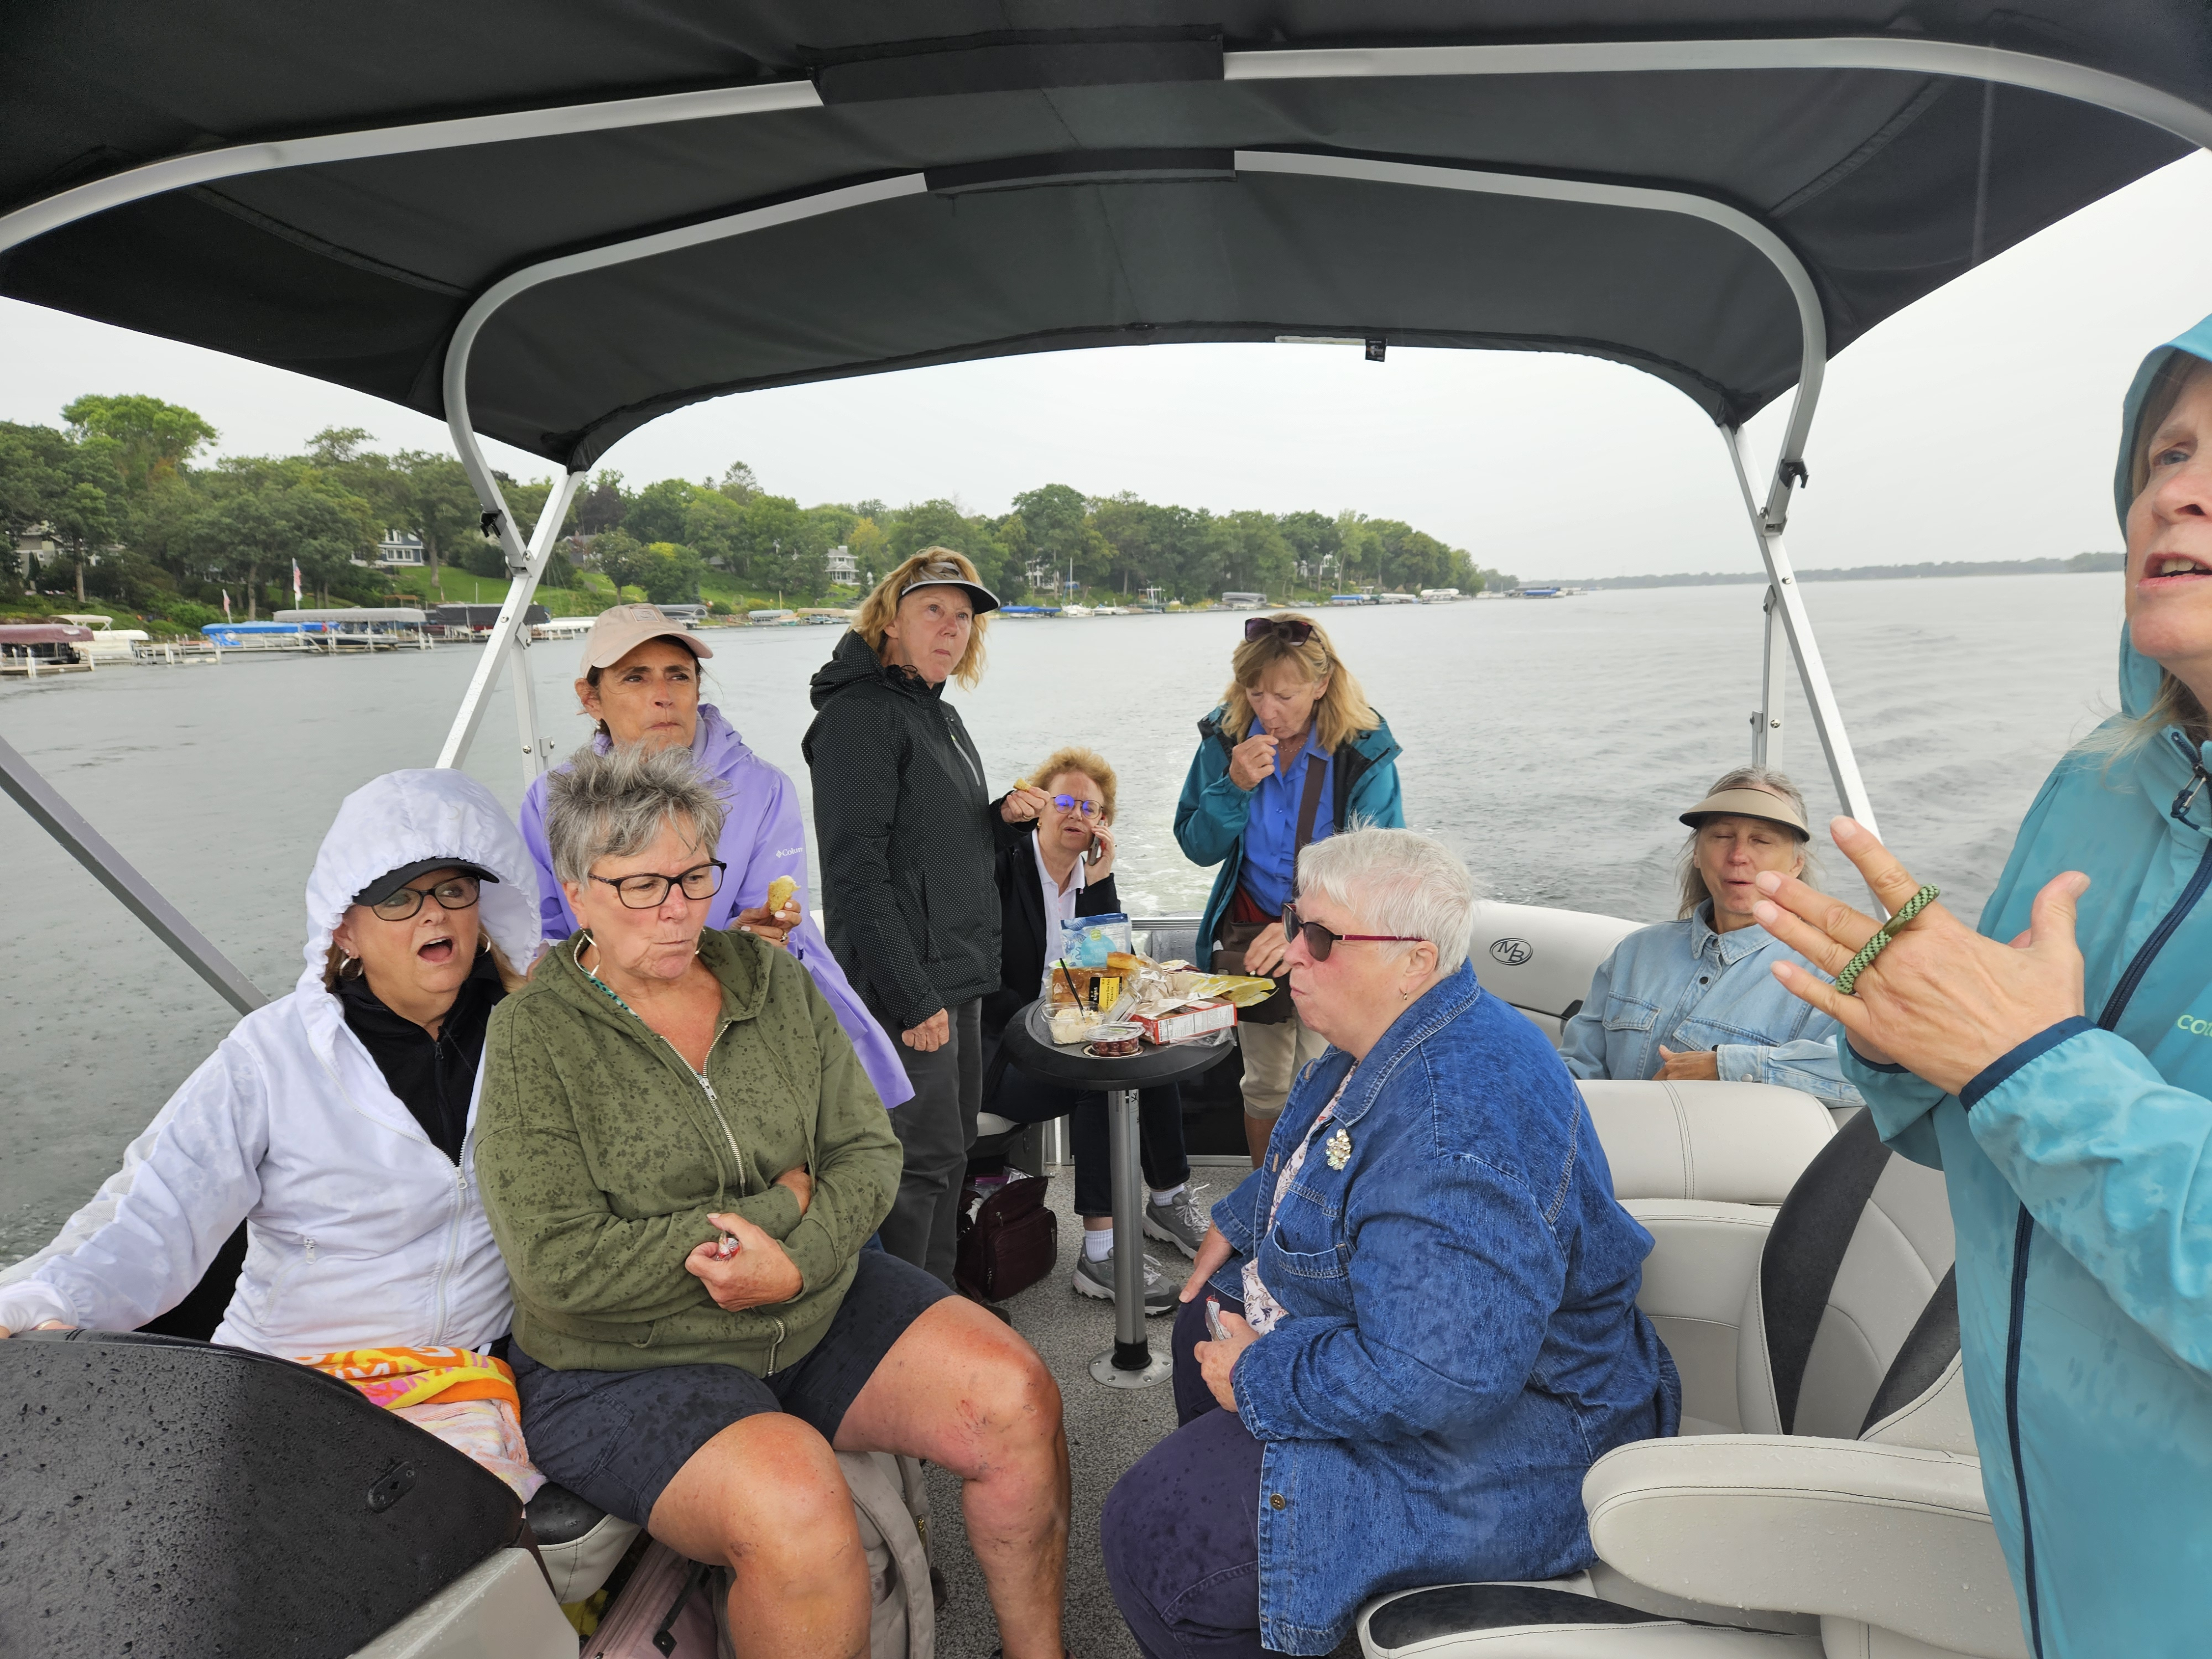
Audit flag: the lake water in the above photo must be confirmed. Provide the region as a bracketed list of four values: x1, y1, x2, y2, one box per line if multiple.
[0, 572, 2127, 1263]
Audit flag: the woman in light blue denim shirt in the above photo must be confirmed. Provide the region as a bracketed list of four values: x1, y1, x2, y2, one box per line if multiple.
[1559, 768, 1862, 1108]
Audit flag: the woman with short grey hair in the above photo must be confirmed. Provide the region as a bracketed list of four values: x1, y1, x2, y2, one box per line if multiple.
[1103, 827, 1674, 1658]
[1559, 765, 1862, 1107]
[478, 742, 1072, 1659]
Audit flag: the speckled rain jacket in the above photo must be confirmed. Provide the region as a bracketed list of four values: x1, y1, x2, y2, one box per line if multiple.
[474, 926, 900, 1376]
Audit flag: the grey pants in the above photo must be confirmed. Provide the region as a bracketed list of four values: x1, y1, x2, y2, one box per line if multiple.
[878, 998, 982, 1287]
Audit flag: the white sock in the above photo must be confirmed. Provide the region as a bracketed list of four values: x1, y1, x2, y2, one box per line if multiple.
[1083, 1229, 1113, 1262]
[1150, 1184, 1186, 1207]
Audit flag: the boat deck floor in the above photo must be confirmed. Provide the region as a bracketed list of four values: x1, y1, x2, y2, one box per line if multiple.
[925, 1170, 1361, 1659]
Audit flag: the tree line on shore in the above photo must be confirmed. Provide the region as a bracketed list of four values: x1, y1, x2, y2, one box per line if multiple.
[1, 394, 1511, 623]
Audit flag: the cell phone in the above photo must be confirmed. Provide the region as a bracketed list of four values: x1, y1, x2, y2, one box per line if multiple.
[1085, 833, 1103, 866]
[1205, 1297, 1227, 1341]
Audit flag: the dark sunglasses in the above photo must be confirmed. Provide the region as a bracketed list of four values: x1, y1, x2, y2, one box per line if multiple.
[590, 860, 727, 909]
[1243, 616, 1315, 645]
[1051, 794, 1098, 816]
[1282, 904, 1424, 962]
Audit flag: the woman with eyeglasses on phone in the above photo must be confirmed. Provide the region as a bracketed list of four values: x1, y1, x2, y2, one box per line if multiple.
[1175, 612, 1404, 1165]
[0, 769, 549, 1495]
[1102, 829, 1674, 1659]
[983, 747, 1204, 1313]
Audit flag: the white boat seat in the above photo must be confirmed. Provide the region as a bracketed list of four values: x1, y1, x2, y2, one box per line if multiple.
[525, 1481, 640, 1604]
[1358, 1111, 2020, 1659]
[1581, 1079, 1835, 1207]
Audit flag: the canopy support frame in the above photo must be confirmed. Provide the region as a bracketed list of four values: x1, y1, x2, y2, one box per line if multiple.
[433, 466, 585, 774]
[0, 730, 265, 1015]
[1753, 583, 1787, 771]
[1725, 425, 1877, 836]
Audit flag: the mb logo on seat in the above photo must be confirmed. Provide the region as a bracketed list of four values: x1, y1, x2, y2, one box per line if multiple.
[1489, 938, 1535, 968]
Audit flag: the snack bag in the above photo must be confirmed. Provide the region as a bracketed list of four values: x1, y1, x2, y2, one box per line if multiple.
[1058, 914, 1133, 968]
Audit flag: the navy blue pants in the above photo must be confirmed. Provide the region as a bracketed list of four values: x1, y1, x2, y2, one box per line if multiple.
[986, 1060, 1188, 1219]
[1102, 1289, 1274, 1659]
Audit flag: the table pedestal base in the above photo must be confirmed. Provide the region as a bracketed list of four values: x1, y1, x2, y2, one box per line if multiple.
[1091, 1345, 1175, 1387]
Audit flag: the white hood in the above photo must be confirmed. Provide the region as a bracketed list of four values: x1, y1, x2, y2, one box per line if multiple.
[1, 768, 540, 1355]
[299, 768, 541, 995]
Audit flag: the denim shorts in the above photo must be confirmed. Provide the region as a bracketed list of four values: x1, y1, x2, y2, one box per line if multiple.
[510, 1249, 952, 1526]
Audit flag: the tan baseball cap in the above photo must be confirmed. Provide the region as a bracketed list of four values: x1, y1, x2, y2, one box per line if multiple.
[579, 603, 714, 675]
[1679, 785, 1809, 836]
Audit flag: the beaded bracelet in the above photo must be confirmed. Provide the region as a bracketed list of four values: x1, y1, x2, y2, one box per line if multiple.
[1833, 883, 1940, 995]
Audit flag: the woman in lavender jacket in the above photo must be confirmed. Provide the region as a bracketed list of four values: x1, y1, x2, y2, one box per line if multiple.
[518, 604, 912, 1109]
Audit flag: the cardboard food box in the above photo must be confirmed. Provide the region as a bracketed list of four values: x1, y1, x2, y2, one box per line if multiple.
[1131, 999, 1237, 1046]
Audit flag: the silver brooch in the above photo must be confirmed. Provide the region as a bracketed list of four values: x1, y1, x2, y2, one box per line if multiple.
[1325, 1127, 1352, 1170]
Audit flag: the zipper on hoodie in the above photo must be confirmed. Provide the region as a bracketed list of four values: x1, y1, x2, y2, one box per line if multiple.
[431, 1160, 466, 1344]
[1994, 749, 2212, 1659]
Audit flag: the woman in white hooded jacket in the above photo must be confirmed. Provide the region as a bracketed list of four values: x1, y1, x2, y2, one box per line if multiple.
[0, 769, 544, 1489]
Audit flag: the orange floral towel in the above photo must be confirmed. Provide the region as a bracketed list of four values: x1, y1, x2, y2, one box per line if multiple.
[296, 1345, 521, 1413]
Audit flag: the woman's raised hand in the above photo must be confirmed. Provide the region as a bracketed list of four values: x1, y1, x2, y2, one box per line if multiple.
[732, 901, 801, 949]
[1000, 784, 1054, 823]
[686, 1213, 803, 1310]
[1228, 733, 1279, 790]
[1241, 923, 1290, 978]
[1180, 1223, 1234, 1303]
[1087, 818, 1118, 880]
[1752, 817, 2089, 1097]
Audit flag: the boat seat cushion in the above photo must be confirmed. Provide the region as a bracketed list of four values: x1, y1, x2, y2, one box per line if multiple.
[1582, 1080, 1834, 1207]
[526, 1481, 640, 1604]
[1359, 1582, 1818, 1656]
[1738, 1113, 1953, 1439]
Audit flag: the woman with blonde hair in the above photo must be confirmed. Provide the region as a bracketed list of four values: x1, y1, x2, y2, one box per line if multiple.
[1175, 612, 1404, 1164]
[804, 549, 1048, 1284]
[1558, 765, 1861, 1107]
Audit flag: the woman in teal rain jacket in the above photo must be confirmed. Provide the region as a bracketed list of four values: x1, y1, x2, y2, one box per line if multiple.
[1754, 314, 2212, 1657]
[1176, 613, 1403, 1163]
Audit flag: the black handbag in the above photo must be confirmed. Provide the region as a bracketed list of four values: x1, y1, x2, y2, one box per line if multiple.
[955, 1176, 1058, 1302]
[1211, 756, 1328, 1026]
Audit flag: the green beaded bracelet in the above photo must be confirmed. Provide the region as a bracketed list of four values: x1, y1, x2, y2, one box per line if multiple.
[1833, 883, 1940, 995]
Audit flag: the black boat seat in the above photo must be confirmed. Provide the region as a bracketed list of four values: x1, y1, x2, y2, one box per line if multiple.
[0, 1328, 559, 1656]
[526, 1480, 641, 1604]
[1357, 1110, 2025, 1659]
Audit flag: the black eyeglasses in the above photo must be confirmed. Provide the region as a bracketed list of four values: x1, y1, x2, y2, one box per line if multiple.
[1282, 904, 1423, 962]
[1243, 617, 1316, 645]
[591, 860, 727, 909]
[1051, 794, 1099, 816]
[369, 875, 481, 921]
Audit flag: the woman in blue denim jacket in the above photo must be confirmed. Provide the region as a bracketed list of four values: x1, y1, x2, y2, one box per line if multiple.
[1102, 829, 1677, 1657]
[1559, 768, 1862, 1109]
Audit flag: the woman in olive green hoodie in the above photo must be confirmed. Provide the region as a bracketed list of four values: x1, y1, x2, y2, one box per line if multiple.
[477, 745, 1069, 1659]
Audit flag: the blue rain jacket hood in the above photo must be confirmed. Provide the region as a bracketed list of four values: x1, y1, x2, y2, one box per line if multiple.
[1840, 314, 2212, 1657]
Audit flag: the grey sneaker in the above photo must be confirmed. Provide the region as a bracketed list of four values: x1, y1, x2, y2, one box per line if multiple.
[1072, 1246, 1176, 1316]
[1142, 1186, 1209, 1259]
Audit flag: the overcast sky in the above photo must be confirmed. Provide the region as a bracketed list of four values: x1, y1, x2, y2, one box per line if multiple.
[4, 151, 2209, 582]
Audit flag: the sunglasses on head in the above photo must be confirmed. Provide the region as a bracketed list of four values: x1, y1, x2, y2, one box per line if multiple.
[1281, 905, 1424, 962]
[1243, 617, 1315, 646]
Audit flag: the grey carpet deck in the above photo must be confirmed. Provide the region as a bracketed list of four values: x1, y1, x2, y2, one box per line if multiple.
[927, 1169, 1188, 1659]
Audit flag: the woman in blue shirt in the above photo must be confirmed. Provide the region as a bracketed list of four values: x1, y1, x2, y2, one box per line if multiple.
[1175, 614, 1404, 1164]
[1559, 768, 1861, 1108]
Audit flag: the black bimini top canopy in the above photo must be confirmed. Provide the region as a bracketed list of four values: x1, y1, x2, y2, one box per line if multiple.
[3, 3, 2208, 483]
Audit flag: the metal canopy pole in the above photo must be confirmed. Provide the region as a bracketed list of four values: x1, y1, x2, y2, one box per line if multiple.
[434, 468, 583, 772]
[0, 731, 264, 1015]
[1724, 426, 1879, 837]
[1753, 585, 1787, 770]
